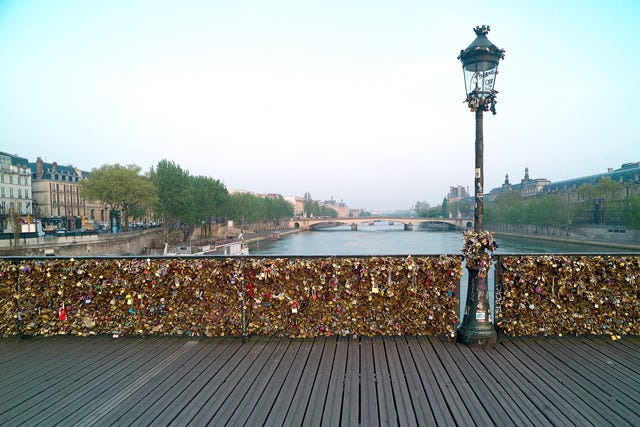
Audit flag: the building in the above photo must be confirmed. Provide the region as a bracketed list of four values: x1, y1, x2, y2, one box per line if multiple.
[322, 197, 349, 217]
[284, 195, 305, 217]
[447, 185, 470, 202]
[487, 167, 550, 200]
[0, 152, 33, 230]
[542, 162, 640, 198]
[30, 157, 94, 230]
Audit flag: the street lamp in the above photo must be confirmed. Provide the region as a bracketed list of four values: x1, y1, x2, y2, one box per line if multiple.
[457, 25, 504, 346]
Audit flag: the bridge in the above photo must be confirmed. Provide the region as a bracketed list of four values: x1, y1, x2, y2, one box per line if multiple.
[288, 216, 473, 231]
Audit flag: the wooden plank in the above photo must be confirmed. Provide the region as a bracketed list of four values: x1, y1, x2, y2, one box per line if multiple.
[241, 339, 303, 426]
[571, 339, 640, 388]
[430, 338, 497, 426]
[359, 337, 379, 427]
[508, 336, 637, 425]
[591, 341, 640, 373]
[164, 339, 265, 425]
[545, 337, 640, 400]
[501, 336, 622, 426]
[101, 337, 229, 425]
[262, 339, 315, 427]
[303, 336, 337, 426]
[202, 337, 283, 425]
[283, 336, 326, 426]
[466, 337, 559, 425]
[415, 337, 475, 427]
[454, 342, 534, 426]
[0, 336, 135, 401]
[391, 336, 437, 426]
[134, 338, 243, 425]
[340, 336, 360, 427]
[489, 337, 592, 426]
[372, 337, 399, 426]
[40, 338, 190, 426]
[404, 336, 455, 426]
[444, 340, 526, 426]
[322, 335, 349, 427]
[384, 337, 417, 427]
[0, 337, 168, 425]
[528, 338, 640, 416]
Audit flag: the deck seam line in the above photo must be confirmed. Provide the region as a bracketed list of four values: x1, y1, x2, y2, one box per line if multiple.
[76, 340, 199, 427]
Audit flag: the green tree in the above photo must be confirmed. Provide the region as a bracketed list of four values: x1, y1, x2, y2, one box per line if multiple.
[623, 194, 640, 230]
[80, 164, 156, 231]
[441, 197, 449, 218]
[151, 160, 230, 242]
[414, 201, 431, 217]
[303, 192, 313, 218]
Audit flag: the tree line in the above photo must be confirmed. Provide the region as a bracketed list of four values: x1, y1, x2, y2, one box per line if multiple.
[80, 160, 295, 243]
[414, 177, 640, 231]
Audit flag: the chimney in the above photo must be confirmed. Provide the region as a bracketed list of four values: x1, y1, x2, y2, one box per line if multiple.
[607, 168, 613, 173]
[52, 161, 58, 172]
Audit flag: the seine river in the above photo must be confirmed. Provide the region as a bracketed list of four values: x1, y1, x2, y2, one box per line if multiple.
[247, 222, 626, 256]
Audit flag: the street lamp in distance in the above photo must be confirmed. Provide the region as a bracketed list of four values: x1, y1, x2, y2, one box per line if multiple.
[457, 25, 504, 346]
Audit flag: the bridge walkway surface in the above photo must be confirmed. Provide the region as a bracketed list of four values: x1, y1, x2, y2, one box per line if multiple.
[0, 335, 639, 426]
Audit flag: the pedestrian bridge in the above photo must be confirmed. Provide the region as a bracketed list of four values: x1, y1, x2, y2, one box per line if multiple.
[289, 217, 473, 231]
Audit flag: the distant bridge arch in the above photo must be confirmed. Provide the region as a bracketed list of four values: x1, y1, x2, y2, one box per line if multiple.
[289, 217, 473, 231]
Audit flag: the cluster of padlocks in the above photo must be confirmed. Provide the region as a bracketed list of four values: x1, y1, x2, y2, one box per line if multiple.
[0, 256, 463, 338]
[496, 255, 640, 337]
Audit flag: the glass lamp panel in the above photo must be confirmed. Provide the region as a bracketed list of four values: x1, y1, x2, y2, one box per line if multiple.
[463, 62, 498, 99]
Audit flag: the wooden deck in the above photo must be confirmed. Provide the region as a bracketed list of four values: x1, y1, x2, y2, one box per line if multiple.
[0, 335, 639, 426]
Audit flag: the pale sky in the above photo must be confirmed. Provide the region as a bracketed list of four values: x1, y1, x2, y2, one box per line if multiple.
[1, 0, 638, 212]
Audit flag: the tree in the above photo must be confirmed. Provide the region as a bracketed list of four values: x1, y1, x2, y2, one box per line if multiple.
[414, 201, 431, 217]
[303, 192, 313, 218]
[623, 194, 640, 230]
[151, 160, 230, 242]
[80, 164, 156, 231]
[441, 197, 449, 218]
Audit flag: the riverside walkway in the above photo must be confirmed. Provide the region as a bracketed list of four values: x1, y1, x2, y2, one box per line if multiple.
[1, 334, 639, 426]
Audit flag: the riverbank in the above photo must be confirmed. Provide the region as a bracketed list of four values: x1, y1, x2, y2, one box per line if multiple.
[492, 230, 640, 252]
[241, 228, 301, 244]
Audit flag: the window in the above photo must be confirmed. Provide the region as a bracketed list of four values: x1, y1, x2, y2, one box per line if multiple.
[25, 190, 29, 199]
[18, 189, 22, 198]
[0, 155, 9, 172]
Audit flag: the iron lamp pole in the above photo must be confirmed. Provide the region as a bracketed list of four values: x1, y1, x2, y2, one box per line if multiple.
[457, 25, 504, 346]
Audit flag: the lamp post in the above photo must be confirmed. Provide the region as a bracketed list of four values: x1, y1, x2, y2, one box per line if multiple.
[457, 25, 504, 346]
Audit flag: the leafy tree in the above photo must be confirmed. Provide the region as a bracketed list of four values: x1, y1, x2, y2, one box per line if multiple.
[80, 164, 156, 231]
[441, 197, 449, 218]
[594, 177, 623, 200]
[150, 160, 191, 239]
[303, 192, 313, 218]
[414, 201, 431, 217]
[623, 194, 640, 230]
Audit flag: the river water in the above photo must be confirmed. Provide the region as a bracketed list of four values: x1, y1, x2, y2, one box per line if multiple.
[248, 222, 626, 256]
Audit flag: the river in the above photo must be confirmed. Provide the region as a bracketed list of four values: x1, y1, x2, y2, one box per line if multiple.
[247, 222, 628, 256]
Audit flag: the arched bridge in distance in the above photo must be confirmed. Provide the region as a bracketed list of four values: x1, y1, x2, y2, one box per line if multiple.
[288, 217, 473, 231]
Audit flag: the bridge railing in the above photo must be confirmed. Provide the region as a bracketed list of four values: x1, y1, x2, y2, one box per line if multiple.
[0, 255, 462, 338]
[3, 254, 637, 339]
[493, 254, 640, 337]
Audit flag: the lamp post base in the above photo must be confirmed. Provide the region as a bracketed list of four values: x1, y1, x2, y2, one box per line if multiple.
[457, 267, 497, 346]
[457, 323, 497, 346]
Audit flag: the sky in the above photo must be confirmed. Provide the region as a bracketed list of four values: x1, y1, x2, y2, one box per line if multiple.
[1, 0, 639, 212]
